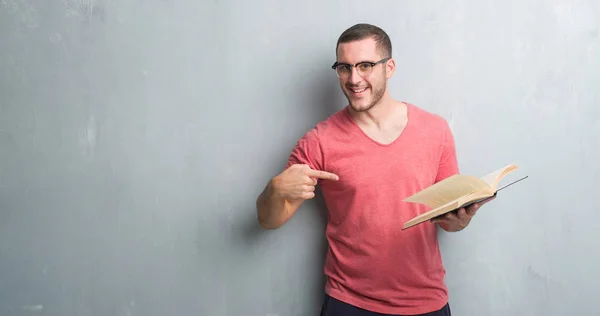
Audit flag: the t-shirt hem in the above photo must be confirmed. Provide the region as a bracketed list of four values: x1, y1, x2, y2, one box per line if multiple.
[325, 286, 448, 315]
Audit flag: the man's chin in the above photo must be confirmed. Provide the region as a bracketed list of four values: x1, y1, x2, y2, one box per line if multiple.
[349, 102, 374, 112]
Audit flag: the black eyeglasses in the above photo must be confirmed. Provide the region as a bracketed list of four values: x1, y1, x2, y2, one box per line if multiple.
[331, 57, 391, 79]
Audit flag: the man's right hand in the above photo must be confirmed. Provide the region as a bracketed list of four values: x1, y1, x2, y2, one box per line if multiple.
[271, 164, 339, 200]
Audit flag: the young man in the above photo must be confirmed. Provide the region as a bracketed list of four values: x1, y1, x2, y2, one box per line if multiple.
[256, 23, 493, 316]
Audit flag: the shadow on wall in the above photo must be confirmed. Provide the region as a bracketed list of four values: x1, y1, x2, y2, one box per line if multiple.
[308, 56, 346, 123]
[238, 54, 342, 244]
[228, 55, 343, 306]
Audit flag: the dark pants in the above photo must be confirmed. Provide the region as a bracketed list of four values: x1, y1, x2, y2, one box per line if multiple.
[319, 294, 451, 316]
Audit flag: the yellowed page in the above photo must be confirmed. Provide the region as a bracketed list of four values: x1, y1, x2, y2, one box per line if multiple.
[403, 199, 462, 229]
[402, 190, 496, 230]
[457, 190, 496, 207]
[480, 163, 519, 190]
[402, 163, 522, 230]
[403, 174, 491, 209]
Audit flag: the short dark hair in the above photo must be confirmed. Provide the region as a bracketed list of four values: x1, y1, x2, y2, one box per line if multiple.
[336, 23, 392, 58]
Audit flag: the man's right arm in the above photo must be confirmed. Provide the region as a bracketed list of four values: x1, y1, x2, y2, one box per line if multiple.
[256, 164, 338, 230]
[256, 177, 304, 230]
[257, 128, 337, 229]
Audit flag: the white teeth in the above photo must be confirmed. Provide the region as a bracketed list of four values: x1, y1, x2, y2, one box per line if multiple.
[351, 88, 367, 93]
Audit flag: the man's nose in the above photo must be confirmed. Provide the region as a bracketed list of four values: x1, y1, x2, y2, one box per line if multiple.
[348, 67, 362, 84]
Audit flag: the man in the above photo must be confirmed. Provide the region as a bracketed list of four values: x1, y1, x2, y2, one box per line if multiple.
[256, 23, 493, 316]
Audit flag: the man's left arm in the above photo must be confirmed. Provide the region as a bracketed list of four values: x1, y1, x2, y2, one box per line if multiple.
[432, 121, 494, 232]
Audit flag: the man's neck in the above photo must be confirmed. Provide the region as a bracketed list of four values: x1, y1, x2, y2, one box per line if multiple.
[349, 98, 406, 129]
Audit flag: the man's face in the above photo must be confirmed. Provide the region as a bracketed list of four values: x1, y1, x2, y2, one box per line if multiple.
[334, 38, 393, 112]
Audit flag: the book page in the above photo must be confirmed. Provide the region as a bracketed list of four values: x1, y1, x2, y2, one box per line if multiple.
[403, 199, 461, 229]
[403, 174, 491, 209]
[480, 164, 519, 190]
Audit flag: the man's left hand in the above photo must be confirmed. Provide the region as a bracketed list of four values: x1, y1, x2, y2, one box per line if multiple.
[432, 196, 496, 232]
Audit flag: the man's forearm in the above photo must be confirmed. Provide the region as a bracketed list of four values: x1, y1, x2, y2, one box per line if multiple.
[438, 222, 461, 232]
[256, 180, 289, 229]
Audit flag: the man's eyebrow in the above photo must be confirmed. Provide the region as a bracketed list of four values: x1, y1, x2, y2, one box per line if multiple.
[336, 60, 375, 65]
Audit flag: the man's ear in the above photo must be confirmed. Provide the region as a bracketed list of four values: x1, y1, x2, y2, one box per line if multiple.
[386, 58, 396, 78]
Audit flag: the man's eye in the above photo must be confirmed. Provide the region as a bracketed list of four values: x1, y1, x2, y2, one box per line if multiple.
[358, 64, 372, 71]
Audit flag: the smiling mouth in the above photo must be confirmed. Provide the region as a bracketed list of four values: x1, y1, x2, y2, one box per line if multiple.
[348, 87, 368, 95]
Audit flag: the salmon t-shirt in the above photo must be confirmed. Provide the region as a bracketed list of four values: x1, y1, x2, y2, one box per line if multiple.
[286, 103, 459, 315]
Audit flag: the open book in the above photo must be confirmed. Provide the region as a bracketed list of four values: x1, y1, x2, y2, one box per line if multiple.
[401, 163, 527, 230]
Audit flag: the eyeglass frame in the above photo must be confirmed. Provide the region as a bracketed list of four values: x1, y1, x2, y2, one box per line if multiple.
[331, 57, 391, 78]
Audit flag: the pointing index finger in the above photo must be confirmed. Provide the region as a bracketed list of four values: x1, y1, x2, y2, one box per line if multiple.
[305, 169, 339, 181]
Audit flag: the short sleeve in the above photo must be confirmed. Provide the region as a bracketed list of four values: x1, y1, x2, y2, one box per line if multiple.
[285, 129, 324, 171]
[435, 120, 459, 182]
